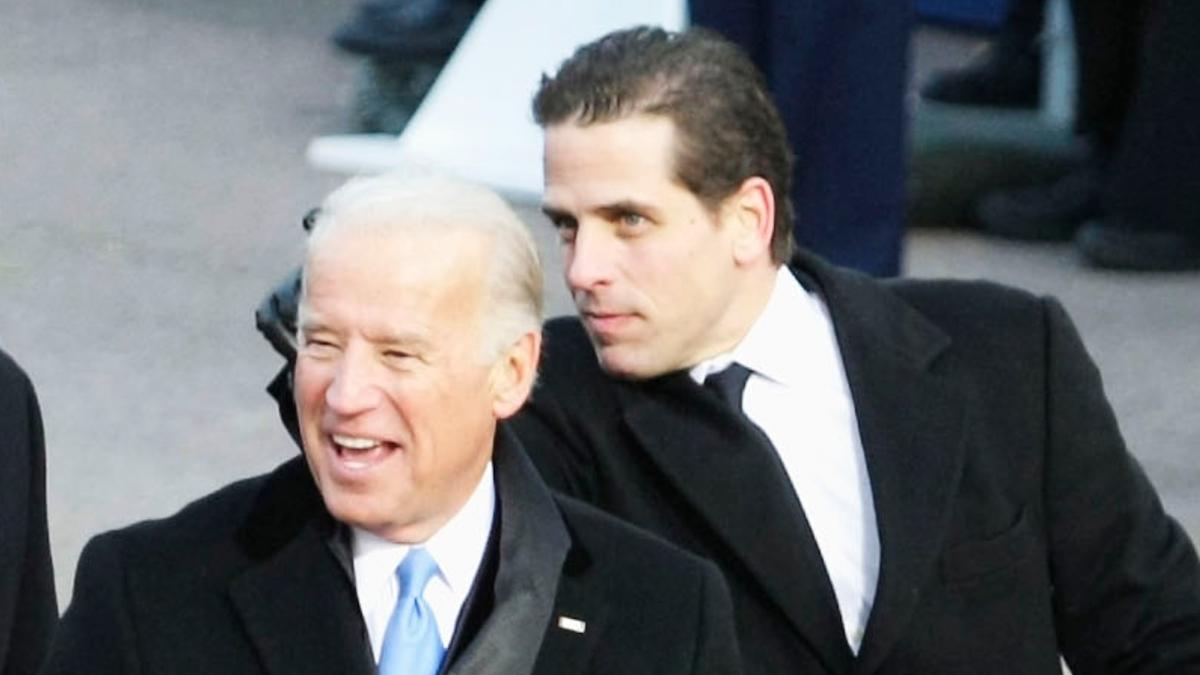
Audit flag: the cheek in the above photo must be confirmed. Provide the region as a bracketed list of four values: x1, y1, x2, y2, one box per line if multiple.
[293, 363, 330, 418]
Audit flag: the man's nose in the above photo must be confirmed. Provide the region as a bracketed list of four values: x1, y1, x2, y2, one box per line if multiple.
[564, 223, 615, 291]
[324, 351, 383, 415]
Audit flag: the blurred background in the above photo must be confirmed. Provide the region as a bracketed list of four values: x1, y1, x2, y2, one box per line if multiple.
[2, 0, 1196, 604]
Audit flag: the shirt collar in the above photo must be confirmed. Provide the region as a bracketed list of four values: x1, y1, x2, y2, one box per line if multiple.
[351, 462, 496, 601]
[690, 266, 824, 386]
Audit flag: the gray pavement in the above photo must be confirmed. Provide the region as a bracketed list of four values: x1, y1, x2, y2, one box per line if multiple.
[2, 0, 1197, 606]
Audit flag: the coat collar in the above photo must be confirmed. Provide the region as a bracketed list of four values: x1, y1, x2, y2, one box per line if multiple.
[228, 460, 374, 675]
[227, 430, 583, 675]
[445, 426, 576, 675]
[615, 252, 967, 674]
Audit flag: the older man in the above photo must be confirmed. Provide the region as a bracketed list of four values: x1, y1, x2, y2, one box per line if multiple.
[510, 27, 1200, 675]
[45, 175, 740, 675]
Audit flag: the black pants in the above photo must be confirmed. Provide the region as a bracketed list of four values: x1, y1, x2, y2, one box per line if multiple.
[1072, 0, 1200, 233]
[689, 0, 913, 277]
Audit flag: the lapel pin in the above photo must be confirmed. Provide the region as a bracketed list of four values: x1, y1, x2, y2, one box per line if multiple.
[557, 616, 586, 634]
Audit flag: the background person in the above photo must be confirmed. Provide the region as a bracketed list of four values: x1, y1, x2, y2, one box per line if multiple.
[938, 0, 1200, 271]
[689, 0, 912, 277]
[0, 348, 57, 675]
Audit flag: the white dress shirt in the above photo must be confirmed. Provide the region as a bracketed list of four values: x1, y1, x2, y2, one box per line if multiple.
[690, 267, 880, 653]
[352, 462, 496, 662]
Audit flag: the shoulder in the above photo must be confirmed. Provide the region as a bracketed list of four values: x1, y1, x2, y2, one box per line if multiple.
[78, 457, 316, 576]
[0, 347, 36, 413]
[802, 251, 1053, 336]
[885, 276, 1050, 329]
[0, 347, 31, 388]
[554, 492, 717, 584]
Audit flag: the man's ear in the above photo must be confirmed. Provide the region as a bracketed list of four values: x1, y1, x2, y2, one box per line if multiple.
[723, 176, 776, 266]
[490, 330, 542, 420]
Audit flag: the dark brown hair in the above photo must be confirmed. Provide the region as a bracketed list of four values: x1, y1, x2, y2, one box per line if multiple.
[533, 26, 794, 263]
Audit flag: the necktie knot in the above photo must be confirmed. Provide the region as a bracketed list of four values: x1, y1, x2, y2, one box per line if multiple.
[397, 547, 439, 600]
[704, 362, 753, 409]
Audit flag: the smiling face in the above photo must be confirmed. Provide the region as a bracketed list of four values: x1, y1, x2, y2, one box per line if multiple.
[294, 223, 527, 543]
[542, 114, 773, 379]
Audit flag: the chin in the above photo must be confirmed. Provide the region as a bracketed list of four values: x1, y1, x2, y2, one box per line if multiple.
[596, 346, 665, 381]
[320, 489, 380, 530]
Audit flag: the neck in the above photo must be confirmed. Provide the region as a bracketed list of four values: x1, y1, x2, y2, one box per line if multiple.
[701, 263, 781, 362]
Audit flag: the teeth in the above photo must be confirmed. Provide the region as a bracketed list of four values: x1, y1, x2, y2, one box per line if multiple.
[332, 434, 380, 450]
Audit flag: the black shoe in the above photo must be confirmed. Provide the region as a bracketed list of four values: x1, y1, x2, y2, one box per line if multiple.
[333, 0, 479, 59]
[921, 38, 1041, 109]
[1076, 219, 1200, 271]
[973, 164, 1104, 241]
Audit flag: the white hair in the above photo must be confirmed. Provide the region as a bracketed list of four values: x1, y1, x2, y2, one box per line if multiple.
[303, 172, 543, 362]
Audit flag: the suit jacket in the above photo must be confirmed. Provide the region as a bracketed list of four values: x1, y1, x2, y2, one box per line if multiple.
[41, 428, 741, 675]
[510, 251, 1200, 674]
[0, 349, 58, 675]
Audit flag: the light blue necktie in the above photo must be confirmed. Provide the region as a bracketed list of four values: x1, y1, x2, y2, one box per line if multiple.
[378, 548, 445, 675]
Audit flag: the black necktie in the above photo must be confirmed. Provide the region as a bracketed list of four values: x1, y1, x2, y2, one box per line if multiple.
[703, 362, 844, 638]
[704, 362, 782, 455]
[703, 362, 754, 411]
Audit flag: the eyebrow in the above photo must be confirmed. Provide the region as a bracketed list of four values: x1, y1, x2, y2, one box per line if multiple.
[541, 199, 662, 224]
[595, 200, 661, 221]
[540, 204, 573, 225]
[296, 314, 326, 335]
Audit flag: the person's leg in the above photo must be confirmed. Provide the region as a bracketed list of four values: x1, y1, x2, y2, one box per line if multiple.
[972, 0, 1142, 241]
[1006, 0, 1046, 37]
[687, 0, 768, 68]
[1077, 0, 1200, 270]
[1070, 0, 1144, 153]
[692, 0, 910, 276]
[921, 0, 1045, 109]
[768, 0, 910, 275]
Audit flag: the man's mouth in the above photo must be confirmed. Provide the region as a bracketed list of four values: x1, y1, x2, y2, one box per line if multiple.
[330, 433, 396, 472]
[582, 310, 635, 336]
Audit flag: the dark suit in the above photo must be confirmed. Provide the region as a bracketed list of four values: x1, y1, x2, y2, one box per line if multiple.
[511, 252, 1200, 674]
[0, 349, 57, 675]
[42, 428, 740, 675]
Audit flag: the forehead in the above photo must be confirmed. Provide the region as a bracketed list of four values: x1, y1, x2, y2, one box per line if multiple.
[542, 115, 684, 208]
[301, 225, 488, 328]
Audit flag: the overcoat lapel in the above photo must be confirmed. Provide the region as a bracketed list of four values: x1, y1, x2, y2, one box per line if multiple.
[801, 254, 969, 674]
[526, 551, 610, 675]
[447, 428, 578, 675]
[617, 375, 854, 674]
[229, 519, 373, 675]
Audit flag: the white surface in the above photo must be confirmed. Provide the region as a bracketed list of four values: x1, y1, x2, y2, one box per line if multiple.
[307, 0, 688, 201]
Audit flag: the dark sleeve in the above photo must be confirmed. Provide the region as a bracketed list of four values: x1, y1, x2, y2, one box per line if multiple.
[40, 534, 142, 675]
[1041, 298, 1200, 673]
[0, 354, 57, 675]
[690, 560, 742, 675]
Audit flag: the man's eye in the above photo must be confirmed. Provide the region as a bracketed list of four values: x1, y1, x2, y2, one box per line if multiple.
[301, 337, 338, 354]
[547, 213, 576, 230]
[619, 212, 646, 229]
[557, 226, 578, 245]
